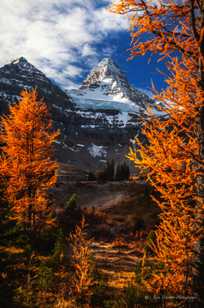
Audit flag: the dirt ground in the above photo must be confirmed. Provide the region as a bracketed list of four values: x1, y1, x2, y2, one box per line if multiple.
[54, 180, 160, 238]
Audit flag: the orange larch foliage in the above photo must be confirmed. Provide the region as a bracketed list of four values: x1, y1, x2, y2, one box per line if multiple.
[0, 89, 59, 232]
[112, 0, 204, 301]
[111, 0, 204, 64]
[128, 60, 203, 298]
[69, 218, 94, 305]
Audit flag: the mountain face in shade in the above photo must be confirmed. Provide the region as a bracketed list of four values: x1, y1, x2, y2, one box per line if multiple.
[0, 57, 154, 170]
[0, 57, 74, 115]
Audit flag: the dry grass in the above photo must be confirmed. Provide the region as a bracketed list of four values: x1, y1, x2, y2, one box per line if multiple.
[0, 246, 24, 254]
[77, 182, 160, 296]
[55, 180, 160, 301]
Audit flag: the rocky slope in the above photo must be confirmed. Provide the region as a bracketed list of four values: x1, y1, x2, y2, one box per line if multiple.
[0, 57, 153, 171]
[0, 57, 74, 114]
[64, 58, 155, 170]
[77, 58, 153, 112]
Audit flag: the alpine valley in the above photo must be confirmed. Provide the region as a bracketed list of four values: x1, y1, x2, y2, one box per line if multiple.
[0, 57, 157, 171]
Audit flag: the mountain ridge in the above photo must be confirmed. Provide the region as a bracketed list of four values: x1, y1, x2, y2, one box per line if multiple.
[73, 57, 154, 113]
[0, 56, 75, 114]
[0, 56, 151, 170]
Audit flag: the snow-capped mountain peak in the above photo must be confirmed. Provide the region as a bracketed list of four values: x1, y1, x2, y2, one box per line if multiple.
[86, 57, 124, 81]
[81, 57, 128, 94]
[0, 56, 158, 170]
[12, 56, 29, 66]
[71, 58, 153, 113]
[0, 56, 74, 113]
[9, 57, 46, 78]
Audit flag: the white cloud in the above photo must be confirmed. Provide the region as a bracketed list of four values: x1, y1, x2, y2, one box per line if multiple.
[0, 0, 128, 89]
[63, 65, 83, 78]
[93, 7, 128, 32]
[81, 44, 96, 57]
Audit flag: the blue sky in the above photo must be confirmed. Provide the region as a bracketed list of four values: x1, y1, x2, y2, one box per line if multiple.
[0, 0, 167, 93]
[95, 31, 167, 93]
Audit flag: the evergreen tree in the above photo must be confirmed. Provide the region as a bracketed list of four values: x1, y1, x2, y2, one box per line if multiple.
[106, 159, 115, 181]
[115, 162, 130, 181]
[96, 159, 115, 182]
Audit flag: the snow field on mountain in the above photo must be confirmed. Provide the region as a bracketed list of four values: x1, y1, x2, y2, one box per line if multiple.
[88, 144, 107, 158]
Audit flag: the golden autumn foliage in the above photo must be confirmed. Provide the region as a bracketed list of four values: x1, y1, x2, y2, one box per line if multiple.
[111, 0, 204, 65]
[0, 89, 59, 231]
[70, 218, 94, 304]
[112, 0, 204, 302]
[127, 61, 203, 300]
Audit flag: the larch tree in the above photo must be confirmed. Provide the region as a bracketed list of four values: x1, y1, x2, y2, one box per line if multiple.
[128, 61, 203, 300]
[112, 0, 204, 303]
[69, 218, 94, 305]
[0, 89, 59, 233]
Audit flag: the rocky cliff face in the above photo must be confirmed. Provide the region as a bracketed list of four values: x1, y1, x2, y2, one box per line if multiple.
[70, 58, 154, 114]
[0, 57, 74, 114]
[79, 58, 153, 111]
[0, 57, 153, 170]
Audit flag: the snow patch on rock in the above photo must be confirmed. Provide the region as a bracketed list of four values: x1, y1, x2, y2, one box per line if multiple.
[88, 144, 107, 158]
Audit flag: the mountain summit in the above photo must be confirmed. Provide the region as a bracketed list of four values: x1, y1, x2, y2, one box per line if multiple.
[0, 56, 74, 114]
[0, 56, 155, 169]
[11, 57, 37, 70]
[71, 58, 153, 112]
[81, 57, 126, 90]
